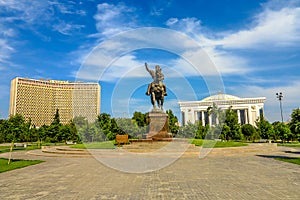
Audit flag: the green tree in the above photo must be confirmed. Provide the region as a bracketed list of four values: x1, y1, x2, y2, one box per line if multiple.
[73, 116, 88, 128]
[241, 124, 259, 141]
[273, 121, 292, 142]
[115, 118, 145, 138]
[166, 109, 179, 136]
[89, 122, 106, 142]
[73, 116, 88, 142]
[98, 113, 112, 129]
[37, 124, 49, 142]
[48, 109, 62, 143]
[132, 111, 147, 127]
[219, 124, 231, 141]
[52, 109, 60, 125]
[28, 124, 38, 142]
[0, 119, 7, 143]
[108, 118, 123, 139]
[6, 114, 26, 142]
[195, 121, 208, 139]
[97, 113, 123, 140]
[289, 108, 300, 141]
[256, 116, 274, 140]
[178, 122, 197, 138]
[23, 118, 33, 142]
[68, 120, 80, 142]
[82, 124, 93, 142]
[220, 108, 242, 140]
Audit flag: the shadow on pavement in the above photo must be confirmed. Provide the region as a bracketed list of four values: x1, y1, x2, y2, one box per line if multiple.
[256, 155, 294, 159]
[283, 150, 300, 154]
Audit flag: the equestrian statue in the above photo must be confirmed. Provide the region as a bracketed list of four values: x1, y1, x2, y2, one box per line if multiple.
[145, 63, 167, 110]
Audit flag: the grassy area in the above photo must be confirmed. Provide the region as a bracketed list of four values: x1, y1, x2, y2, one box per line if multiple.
[0, 144, 41, 154]
[0, 158, 44, 173]
[277, 143, 300, 148]
[70, 141, 116, 149]
[190, 139, 203, 146]
[42, 142, 66, 146]
[191, 139, 248, 148]
[213, 141, 248, 148]
[275, 157, 300, 165]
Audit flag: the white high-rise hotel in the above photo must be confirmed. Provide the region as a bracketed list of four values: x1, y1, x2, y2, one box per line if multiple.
[178, 93, 266, 126]
[9, 77, 100, 127]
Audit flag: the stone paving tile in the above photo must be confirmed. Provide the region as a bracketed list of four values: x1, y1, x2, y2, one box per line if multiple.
[0, 147, 299, 199]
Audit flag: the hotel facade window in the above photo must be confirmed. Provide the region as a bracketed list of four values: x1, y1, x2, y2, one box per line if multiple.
[178, 94, 266, 127]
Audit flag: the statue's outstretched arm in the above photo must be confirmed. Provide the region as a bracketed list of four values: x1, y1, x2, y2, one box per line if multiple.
[145, 62, 150, 72]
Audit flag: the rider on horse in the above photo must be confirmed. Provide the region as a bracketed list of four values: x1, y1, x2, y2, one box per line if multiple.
[145, 63, 167, 109]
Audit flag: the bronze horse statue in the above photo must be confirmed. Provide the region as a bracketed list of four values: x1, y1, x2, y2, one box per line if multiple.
[145, 63, 167, 110]
[146, 82, 167, 110]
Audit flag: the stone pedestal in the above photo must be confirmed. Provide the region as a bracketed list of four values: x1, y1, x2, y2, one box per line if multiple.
[146, 109, 172, 140]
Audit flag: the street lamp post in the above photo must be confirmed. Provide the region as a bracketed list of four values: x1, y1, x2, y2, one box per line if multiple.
[276, 92, 283, 122]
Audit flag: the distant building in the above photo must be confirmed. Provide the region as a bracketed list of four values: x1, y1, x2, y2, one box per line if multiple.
[9, 77, 100, 127]
[178, 93, 266, 126]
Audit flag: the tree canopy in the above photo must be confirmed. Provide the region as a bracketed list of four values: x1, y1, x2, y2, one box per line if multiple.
[1, 107, 300, 143]
[289, 108, 300, 141]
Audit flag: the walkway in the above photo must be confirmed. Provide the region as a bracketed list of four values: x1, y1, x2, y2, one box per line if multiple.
[0, 144, 299, 199]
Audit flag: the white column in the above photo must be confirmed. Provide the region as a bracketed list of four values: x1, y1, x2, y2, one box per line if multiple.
[209, 115, 212, 126]
[248, 106, 253, 125]
[191, 109, 195, 123]
[201, 111, 205, 125]
[245, 109, 248, 124]
[237, 109, 241, 124]
[256, 106, 260, 118]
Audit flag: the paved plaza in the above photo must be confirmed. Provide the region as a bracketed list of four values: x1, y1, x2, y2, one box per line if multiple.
[0, 144, 299, 200]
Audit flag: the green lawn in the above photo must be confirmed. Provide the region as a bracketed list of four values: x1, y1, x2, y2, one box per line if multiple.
[191, 139, 248, 148]
[0, 144, 41, 154]
[275, 157, 300, 165]
[0, 158, 44, 173]
[213, 141, 248, 148]
[71, 141, 116, 149]
[277, 143, 300, 148]
[190, 139, 203, 146]
[42, 142, 67, 146]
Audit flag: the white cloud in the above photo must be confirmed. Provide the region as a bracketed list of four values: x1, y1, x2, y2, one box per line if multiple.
[76, 27, 218, 81]
[0, 0, 86, 36]
[203, 47, 250, 74]
[165, 17, 250, 76]
[93, 3, 137, 37]
[150, 0, 173, 16]
[0, 25, 16, 37]
[166, 17, 202, 33]
[0, 0, 86, 68]
[100, 55, 146, 81]
[166, 18, 178, 26]
[0, 1, 51, 24]
[219, 7, 300, 49]
[164, 2, 300, 76]
[53, 22, 85, 36]
[49, 0, 86, 16]
[0, 39, 14, 65]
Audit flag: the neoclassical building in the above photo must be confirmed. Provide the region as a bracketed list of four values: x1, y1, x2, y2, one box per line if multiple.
[178, 93, 266, 126]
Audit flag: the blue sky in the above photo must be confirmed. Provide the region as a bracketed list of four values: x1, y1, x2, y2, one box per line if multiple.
[1, 0, 300, 123]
